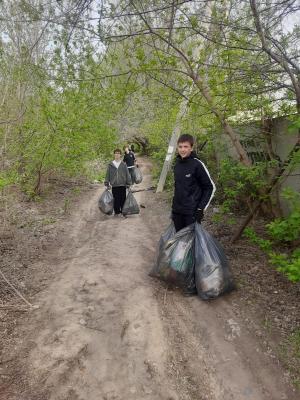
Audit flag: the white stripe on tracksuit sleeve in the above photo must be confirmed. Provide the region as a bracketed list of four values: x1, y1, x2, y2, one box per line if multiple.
[194, 158, 216, 210]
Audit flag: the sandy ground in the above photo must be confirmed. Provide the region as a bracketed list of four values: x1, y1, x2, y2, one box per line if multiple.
[0, 159, 299, 400]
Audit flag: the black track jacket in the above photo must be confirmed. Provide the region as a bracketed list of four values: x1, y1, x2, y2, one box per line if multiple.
[172, 152, 215, 215]
[123, 151, 135, 167]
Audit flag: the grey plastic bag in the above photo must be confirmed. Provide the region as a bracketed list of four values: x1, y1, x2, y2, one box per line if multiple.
[149, 223, 176, 279]
[151, 223, 196, 290]
[158, 222, 176, 253]
[122, 190, 140, 216]
[98, 188, 114, 215]
[195, 223, 234, 300]
[133, 167, 143, 184]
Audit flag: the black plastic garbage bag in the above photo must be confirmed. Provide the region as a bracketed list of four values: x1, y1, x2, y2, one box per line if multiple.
[98, 188, 114, 215]
[151, 223, 196, 290]
[149, 222, 176, 279]
[194, 223, 234, 300]
[158, 222, 176, 252]
[122, 190, 140, 216]
[133, 167, 143, 184]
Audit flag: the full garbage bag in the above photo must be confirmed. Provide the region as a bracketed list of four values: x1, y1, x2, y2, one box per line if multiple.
[122, 190, 140, 216]
[133, 167, 143, 184]
[98, 188, 114, 215]
[194, 223, 234, 300]
[150, 223, 196, 290]
[149, 222, 175, 280]
[158, 222, 176, 253]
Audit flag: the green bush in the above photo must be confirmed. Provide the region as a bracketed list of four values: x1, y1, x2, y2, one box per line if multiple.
[269, 249, 300, 282]
[214, 158, 266, 218]
[267, 189, 300, 242]
[0, 171, 18, 191]
[244, 189, 300, 282]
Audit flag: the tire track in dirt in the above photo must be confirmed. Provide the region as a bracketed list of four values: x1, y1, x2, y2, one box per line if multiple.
[157, 289, 297, 400]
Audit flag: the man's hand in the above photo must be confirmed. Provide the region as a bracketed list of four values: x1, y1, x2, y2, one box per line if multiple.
[104, 182, 110, 189]
[195, 208, 204, 223]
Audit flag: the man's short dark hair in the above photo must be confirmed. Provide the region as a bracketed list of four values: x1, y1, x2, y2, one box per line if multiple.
[177, 134, 194, 146]
[114, 148, 122, 154]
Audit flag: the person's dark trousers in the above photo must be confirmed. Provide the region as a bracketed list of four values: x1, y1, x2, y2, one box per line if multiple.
[128, 167, 135, 184]
[112, 186, 127, 214]
[172, 213, 195, 232]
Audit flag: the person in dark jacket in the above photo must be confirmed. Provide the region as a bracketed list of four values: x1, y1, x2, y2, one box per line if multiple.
[123, 145, 136, 183]
[105, 149, 132, 216]
[172, 134, 216, 232]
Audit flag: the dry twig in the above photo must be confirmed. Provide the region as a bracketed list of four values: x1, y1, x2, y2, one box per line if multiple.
[0, 269, 38, 309]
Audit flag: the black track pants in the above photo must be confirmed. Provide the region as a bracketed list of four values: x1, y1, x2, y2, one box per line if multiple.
[112, 186, 127, 214]
[172, 213, 195, 232]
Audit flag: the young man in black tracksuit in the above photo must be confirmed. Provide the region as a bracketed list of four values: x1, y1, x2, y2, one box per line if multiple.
[172, 134, 216, 232]
[172, 134, 215, 295]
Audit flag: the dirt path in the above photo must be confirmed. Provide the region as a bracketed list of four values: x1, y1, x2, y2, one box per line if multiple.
[1, 160, 298, 400]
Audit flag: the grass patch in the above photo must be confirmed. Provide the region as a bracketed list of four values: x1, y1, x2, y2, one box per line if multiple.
[278, 329, 300, 387]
